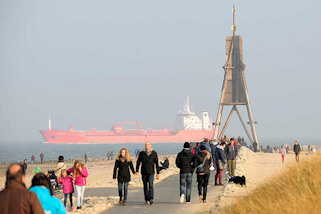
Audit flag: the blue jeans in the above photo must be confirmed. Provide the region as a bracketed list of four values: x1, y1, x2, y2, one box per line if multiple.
[118, 182, 129, 201]
[142, 174, 154, 202]
[75, 185, 86, 207]
[179, 173, 192, 202]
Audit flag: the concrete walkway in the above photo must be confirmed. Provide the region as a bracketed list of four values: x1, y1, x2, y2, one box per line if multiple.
[85, 171, 226, 214]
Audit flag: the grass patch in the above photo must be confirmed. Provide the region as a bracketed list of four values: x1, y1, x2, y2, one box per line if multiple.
[221, 153, 321, 214]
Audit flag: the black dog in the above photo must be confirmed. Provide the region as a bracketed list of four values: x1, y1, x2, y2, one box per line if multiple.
[229, 175, 246, 187]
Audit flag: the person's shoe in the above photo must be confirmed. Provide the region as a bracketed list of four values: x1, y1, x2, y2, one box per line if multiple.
[180, 194, 185, 204]
[218, 183, 223, 186]
[144, 201, 150, 205]
[199, 195, 202, 202]
[215, 183, 218, 186]
[123, 201, 127, 206]
[119, 199, 123, 204]
[186, 201, 191, 204]
[77, 206, 81, 210]
[203, 200, 206, 203]
[149, 200, 154, 205]
[70, 207, 73, 211]
[207, 184, 211, 187]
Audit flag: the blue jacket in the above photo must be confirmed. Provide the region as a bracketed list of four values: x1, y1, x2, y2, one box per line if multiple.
[215, 146, 227, 164]
[29, 186, 66, 214]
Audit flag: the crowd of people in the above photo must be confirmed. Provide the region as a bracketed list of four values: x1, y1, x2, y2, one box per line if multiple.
[0, 138, 307, 213]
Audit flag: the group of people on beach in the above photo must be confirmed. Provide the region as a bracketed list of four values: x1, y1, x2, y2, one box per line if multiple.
[0, 155, 88, 213]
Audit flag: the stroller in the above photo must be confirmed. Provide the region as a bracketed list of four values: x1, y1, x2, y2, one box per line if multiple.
[47, 171, 62, 190]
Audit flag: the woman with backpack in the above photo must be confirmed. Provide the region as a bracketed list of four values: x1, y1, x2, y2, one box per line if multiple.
[194, 145, 212, 203]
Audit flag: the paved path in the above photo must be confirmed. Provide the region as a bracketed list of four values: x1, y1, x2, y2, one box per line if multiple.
[85, 171, 226, 214]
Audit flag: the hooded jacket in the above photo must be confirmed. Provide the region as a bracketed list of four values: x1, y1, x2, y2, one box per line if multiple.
[136, 149, 160, 175]
[175, 149, 195, 174]
[113, 159, 135, 183]
[29, 186, 66, 214]
[67, 166, 88, 186]
[194, 151, 212, 175]
[0, 180, 44, 214]
[57, 175, 74, 194]
[215, 146, 227, 165]
[225, 143, 238, 160]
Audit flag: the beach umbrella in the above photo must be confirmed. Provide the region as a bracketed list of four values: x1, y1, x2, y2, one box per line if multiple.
[32, 166, 43, 174]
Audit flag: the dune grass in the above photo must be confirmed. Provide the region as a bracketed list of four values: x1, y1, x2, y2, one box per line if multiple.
[221, 152, 321, 214]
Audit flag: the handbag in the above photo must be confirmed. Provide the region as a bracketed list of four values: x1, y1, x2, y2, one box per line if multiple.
[218, 159, 224, 170]
[196, 156, 207, 174]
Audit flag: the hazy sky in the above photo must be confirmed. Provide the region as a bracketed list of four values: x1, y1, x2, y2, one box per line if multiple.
[1, 1, 320, 143]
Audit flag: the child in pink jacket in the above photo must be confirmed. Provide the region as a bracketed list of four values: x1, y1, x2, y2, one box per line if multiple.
[67, 160, 88, 210]
[280, 146, 286, 163]
[57, 169, 74, 210]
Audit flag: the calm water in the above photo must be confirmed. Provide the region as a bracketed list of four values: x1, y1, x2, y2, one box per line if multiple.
[0, 138, 320, 163]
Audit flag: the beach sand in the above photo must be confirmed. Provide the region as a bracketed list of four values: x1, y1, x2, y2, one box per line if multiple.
[0, 154, 179, 214]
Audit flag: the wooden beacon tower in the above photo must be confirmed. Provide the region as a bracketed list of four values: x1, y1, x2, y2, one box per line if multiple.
[213, 5, 258, 145]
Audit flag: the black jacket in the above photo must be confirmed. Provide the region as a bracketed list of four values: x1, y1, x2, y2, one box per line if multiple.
[113, 159, 135, 183]
[161, 159, 169, 169]
[136, 150, 160, 175]
[210, 144, 217, 163]
[293, 144, 301, 154]
[176, 149, 195, 174]
[194, 151, 212, 175]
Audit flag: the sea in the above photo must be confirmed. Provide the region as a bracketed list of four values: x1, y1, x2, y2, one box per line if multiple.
[1, 138, 320, 163]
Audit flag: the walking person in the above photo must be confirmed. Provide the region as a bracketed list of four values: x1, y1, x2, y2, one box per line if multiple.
[40, 153, 44, 164]
[107, 151, 110, 160]
[175, 142, 195, 204]
[84, 152, 88, 163]
[136, 141, 160, 205]
[67, 160, 88, 210]
[31, 155, 36, 164]
[215, 142, 227, 185]
[225, 138, 238, 177]
[57, 169, 74, 210]
[194, 145, 212, 203]
[113, 148, 136, 206]
[29, 173, 66, 214]
[280, 145, 286, 164]
[0, 164, 44, 214]
[293, 141, 301, 162]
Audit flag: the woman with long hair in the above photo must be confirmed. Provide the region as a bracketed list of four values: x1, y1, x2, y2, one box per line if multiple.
[194, 145, 212, 203]
[67, 160, 88, 210]
[113, 148, 136, 206]
[214, 142, 227, 185]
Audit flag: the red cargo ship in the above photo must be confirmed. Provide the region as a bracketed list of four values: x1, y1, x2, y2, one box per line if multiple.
[40, 97, 214, 144]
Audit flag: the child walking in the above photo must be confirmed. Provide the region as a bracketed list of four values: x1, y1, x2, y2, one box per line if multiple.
[57, 169, 74, 210]
[113, 148, 136, 206]
[280, 145, 286, 163]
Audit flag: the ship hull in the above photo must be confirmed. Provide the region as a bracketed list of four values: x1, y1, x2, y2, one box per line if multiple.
[40, 129, 214, 144]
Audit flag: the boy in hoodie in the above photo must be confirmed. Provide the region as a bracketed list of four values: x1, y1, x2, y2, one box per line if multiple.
[136, 141, 160, 205]
[225, 138, 238, 177]
[175, 142, 195, 204]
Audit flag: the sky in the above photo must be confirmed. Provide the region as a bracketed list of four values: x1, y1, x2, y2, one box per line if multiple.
[1, 0, 321, 144]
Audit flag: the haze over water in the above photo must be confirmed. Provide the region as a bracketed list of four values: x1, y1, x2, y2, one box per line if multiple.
[1, 1, 321, 147]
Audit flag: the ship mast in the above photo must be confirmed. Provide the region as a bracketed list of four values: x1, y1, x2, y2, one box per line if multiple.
[48, 117, 52, 130]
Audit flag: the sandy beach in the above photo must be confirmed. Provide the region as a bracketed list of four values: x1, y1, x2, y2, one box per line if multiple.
[0, 147, 314, 214]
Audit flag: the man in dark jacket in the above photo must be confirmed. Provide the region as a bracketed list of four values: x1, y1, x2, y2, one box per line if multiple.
[210, 141, 218, 167]
[293, 141, 301, 162]
[136, 141, 160, 205]
[175, 142, 195, 203]
[0, 164, 44, 214]
[225, 138, 238, 177]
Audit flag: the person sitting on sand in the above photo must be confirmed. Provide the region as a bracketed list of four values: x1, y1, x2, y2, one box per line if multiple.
[67, 160, 88, 210]
[159, 157, 169, 171]
[113, 148, 136, 206]
[29, 173, 66, 214]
